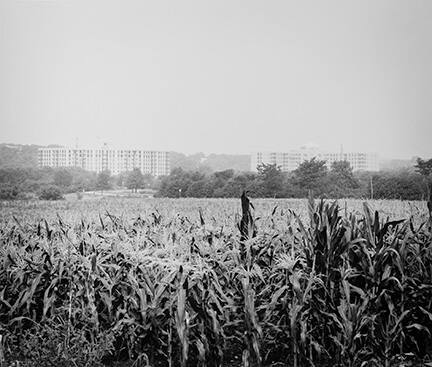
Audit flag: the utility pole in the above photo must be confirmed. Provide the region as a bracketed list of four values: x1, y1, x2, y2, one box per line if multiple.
[370, 175, 374, 200]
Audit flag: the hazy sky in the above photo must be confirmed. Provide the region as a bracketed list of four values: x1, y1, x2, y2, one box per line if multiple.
[1, 0, 431, 158]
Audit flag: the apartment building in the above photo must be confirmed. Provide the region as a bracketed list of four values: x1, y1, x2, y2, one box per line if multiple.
[38, 147, 170, 176]
[321, 151, 379, 172]
[251, 146, 379, 172]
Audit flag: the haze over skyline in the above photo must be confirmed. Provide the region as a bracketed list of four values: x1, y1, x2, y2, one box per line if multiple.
[1, 0, 431, 159]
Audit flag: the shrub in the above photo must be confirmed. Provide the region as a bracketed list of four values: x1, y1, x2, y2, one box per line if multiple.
[38, 185, 63, 200]
[0, 185, 19, 200]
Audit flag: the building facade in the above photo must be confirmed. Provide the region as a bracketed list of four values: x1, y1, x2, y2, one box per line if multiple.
[38, 147, 170, 176]
[251, 147, 379, 172]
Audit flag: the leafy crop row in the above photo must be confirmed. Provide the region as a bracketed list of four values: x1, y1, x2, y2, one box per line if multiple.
[0, 196, 431, 366]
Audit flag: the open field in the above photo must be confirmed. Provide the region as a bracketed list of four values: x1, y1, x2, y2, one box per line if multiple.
[1, 197, 431, 366]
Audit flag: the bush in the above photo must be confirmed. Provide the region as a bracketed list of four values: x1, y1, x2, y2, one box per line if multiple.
[15, 192, 36, 200]
[0, 185, 19, 200]
[38, 185, 63, 200]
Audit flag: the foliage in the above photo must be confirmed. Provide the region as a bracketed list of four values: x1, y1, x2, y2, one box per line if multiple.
[415, 157, 432, 200]
[95, 170, 112, 191]
[292, 157, 328, 196]
[69, 168, 98, 192]
[125, 168, 145, 193]
[54, 169, 74, 188]
[256, 163, 285, 198]
[0, 185, 19, 200]
[16, 316, 114, 367]
[0, 167, 97, 199]
[157, 160, 430, 200]
[327, 160, 359, 198]
[38, 185, 64, 200]
[415, 157, 432, 177]
[0, 144, 40, 169]
[0, 196, 431, 366]
[372, 170, 424, 200]
[0, 157, 431, 201]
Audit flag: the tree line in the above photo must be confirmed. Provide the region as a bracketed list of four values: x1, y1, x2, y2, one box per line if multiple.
[1, 158, 431, 201]
[0, 167, 156, 200]
[158, 158, 432, 200]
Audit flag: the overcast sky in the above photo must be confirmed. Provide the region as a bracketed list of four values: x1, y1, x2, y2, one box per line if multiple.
[0, 0, 431, 158]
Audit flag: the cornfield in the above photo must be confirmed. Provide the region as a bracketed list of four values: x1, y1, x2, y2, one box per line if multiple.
[0, 196, 431, 366]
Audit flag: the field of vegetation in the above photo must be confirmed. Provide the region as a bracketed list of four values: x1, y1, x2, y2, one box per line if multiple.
[0, 196, 431, 366]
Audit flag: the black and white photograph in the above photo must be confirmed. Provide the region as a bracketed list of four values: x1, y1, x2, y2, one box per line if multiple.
[1, 1, 432, 366]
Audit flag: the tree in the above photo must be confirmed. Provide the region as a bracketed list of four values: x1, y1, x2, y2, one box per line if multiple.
[115, 171, 128, 187]
[158, 168, 194, 197]
[414, 158, 432, 177]
[185, 179, 211, 197]
[207, 172, 258, 198]
[54, 169, 73, 189]
[142, 173, 154, 189]
[214, 169, 235, 181]
[96, 170, 112, 192]
[204, 169, 234, 196]
[257, 163, 285, 197]
[293, 158, 328, 196]
[327, 161, 358, 198]
[126, 168, 145, 193]
[371, 171, 423, 200]
[69, 168, 97, 192]
[414, 157, 432, 200]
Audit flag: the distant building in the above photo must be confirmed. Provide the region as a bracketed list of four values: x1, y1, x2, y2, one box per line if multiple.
[321, 151, 379, 172]
[251, 146, 379, 172]
[38, 147, 170, 176]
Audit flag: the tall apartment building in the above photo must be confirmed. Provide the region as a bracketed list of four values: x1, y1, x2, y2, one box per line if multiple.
[251, 146, 379, 172]
[38, 147, 170, 176]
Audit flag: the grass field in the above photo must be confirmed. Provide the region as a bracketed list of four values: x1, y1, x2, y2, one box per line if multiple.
[0, 197, 431, 366]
